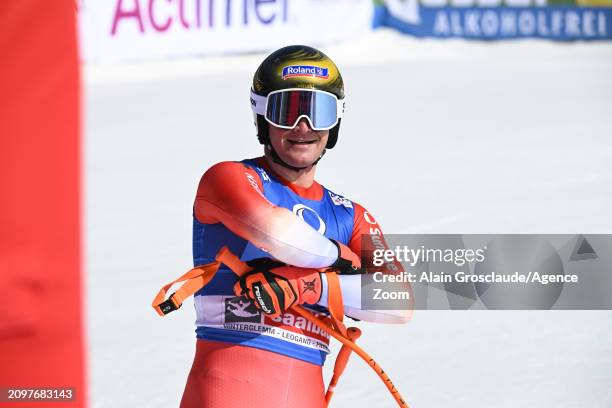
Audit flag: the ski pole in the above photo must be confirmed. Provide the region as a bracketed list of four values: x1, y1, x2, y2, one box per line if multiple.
[325, 326, 361, 405]
[215, 247, 410, 408]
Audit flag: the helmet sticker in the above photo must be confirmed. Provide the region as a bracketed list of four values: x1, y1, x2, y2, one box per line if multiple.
[282, 65, 329, 80]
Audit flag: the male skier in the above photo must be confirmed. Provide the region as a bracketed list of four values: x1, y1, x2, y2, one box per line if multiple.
[180, 45, 411, 408]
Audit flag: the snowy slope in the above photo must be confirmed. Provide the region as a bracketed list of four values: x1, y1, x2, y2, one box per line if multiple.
[85, 30, 612, 408]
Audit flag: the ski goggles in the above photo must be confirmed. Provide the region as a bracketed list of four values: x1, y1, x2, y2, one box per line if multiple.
[250, 88, 345, 131]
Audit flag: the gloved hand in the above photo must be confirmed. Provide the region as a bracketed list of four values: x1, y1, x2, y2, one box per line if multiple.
[329, 240, 362, 274]
[233, 258, 323, 318]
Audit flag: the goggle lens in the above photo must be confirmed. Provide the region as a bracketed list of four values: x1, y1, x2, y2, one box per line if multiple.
[266, 90, 339, 131]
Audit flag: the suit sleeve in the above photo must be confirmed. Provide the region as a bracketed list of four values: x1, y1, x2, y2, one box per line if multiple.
[194, 161, 338, 268]
[318, 203, 413, 323]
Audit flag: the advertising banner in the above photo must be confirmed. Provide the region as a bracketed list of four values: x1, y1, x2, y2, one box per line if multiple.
[374, 0, 612, 40]
[79, 0, 373, 63]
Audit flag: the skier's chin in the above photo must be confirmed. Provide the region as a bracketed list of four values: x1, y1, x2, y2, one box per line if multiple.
[279, 149, 321, 169]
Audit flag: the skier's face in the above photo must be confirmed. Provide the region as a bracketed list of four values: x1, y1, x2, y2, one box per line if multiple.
[268, 118, 329, 168]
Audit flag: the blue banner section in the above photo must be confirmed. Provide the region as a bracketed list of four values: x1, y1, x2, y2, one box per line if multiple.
[374, 4, 612, 40]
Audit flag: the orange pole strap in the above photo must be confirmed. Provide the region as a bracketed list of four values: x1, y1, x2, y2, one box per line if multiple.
[324, 272, 348, 338]
[215, 247, 251, 276]
[152, 261, 222, 316]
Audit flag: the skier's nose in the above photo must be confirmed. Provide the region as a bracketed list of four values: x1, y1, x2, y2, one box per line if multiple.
[294, 117, 312, 133]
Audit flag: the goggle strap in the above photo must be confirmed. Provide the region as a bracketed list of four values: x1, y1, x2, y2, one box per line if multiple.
[250, 91, 267, 115]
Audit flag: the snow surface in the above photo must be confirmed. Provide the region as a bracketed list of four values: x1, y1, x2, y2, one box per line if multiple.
[85, 30, 612, 408]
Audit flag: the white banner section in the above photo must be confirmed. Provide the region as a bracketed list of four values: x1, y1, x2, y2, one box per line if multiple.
[79, 0, 373, 63]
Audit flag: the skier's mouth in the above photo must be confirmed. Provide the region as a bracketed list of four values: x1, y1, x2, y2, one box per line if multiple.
[287, 138, 318, 145]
